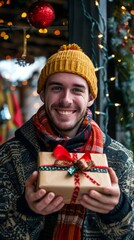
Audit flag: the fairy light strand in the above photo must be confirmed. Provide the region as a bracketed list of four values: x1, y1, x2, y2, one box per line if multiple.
[81, 0, 112, 132]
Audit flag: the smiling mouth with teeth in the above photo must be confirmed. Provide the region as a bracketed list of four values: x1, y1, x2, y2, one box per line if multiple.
[58, 110, 74, 115]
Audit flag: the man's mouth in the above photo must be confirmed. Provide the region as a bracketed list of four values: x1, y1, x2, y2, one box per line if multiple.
[57, 110, 75, 115]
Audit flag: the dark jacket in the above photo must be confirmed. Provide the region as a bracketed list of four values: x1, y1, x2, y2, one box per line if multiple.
[0, 118, 133, 239]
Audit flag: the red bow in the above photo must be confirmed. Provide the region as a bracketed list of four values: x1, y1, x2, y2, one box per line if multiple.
[53, 144, 95, 171]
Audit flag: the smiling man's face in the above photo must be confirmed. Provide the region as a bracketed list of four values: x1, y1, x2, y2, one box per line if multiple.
[40, 72, 93, 138]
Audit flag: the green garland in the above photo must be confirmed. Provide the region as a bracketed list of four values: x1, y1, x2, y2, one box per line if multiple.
[108, 0, 134, 152]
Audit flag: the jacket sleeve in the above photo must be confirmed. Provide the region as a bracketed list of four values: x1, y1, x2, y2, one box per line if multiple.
[96, 140, 134, 239]
[0, 141, 44, 240]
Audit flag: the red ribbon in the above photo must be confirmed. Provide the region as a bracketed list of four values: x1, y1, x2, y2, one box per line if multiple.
[53, 144, 92, 164]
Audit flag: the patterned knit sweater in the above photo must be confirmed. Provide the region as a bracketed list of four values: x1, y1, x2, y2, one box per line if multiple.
[0, 118, 133, 240]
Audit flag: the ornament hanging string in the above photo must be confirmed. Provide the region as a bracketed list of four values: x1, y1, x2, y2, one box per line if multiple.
[15, 28, 34, 67]
[22, 28, 27, 59]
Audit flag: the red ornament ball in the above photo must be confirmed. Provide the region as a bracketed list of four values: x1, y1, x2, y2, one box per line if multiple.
[130, 45, 134, 54]
[27, 1, 55, 28]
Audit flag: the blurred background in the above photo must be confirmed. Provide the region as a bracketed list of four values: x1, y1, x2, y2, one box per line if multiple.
[0, 0, 134, 152]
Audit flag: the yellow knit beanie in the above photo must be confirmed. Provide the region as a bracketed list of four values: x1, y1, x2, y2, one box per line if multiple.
[37, 43, 98, 99]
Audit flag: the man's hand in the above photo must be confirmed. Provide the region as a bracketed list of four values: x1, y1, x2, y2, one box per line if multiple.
[25, 171, 65, 215]
[79, 168, 121, 214]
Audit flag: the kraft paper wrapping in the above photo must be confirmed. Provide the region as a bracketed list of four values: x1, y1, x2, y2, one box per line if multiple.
[37, 151, 111, 204]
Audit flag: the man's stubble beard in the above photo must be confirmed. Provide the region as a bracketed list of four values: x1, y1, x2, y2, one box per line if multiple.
[46, 112, 84, 136]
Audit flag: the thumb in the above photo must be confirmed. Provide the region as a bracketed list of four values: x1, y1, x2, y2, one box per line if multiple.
[25, 171, 38, 187]
[109, 167, 118, 185]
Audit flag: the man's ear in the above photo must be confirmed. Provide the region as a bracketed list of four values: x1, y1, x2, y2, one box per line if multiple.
[88, 94, 95, 107]
[40, 90, 45, 103]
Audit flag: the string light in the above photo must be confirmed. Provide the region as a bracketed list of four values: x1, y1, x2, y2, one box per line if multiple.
[80, 0, 127, 135]
[0, 0, 10, 7]
[98, 44, 107, 52]
[54, 29, 61, 36]
[38, 28, 48, 34]
[95, 66, 104, 71]
[108, 102, 121, 107]
[108, 54, 115, 60]
[3, 34, 9, 40]
[114, 103, 121, 107]
[21, 12, 27, 18]
[121, 6, 126, 11]
[124, 36, 128, 40]
[109, 77, 116, 81]
[95, 1, 99, 6]
[98, 33, 103, 38]
[7, 21, 13, 26]
[95, 111, 106, 116]
[6, 0, 10, 5]
[26, 34, 30, 39]
[1, 31, 6, 37]
[118, 59, 122, 62]
[130, 9, 134, 15]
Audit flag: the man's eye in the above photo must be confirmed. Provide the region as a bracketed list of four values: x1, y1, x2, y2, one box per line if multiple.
[52, 86, 62, 91]
[73, 88, 83, 93]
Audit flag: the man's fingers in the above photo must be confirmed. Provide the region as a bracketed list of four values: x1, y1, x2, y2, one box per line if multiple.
[25, 171, 65, 215]
[25, 171, 38, 187]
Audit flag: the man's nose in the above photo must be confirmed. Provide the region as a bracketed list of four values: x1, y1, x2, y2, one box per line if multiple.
[60, 90, 73, 104]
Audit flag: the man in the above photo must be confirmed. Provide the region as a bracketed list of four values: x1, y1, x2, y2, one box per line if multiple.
[0, 43, 133, 240]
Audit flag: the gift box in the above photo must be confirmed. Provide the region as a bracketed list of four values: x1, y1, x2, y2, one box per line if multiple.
[37, 145, 111, 204]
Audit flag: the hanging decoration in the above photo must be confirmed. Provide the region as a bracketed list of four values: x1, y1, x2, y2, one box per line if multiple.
[16, 28, 34, 67]
[27, 0, 55, 29]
